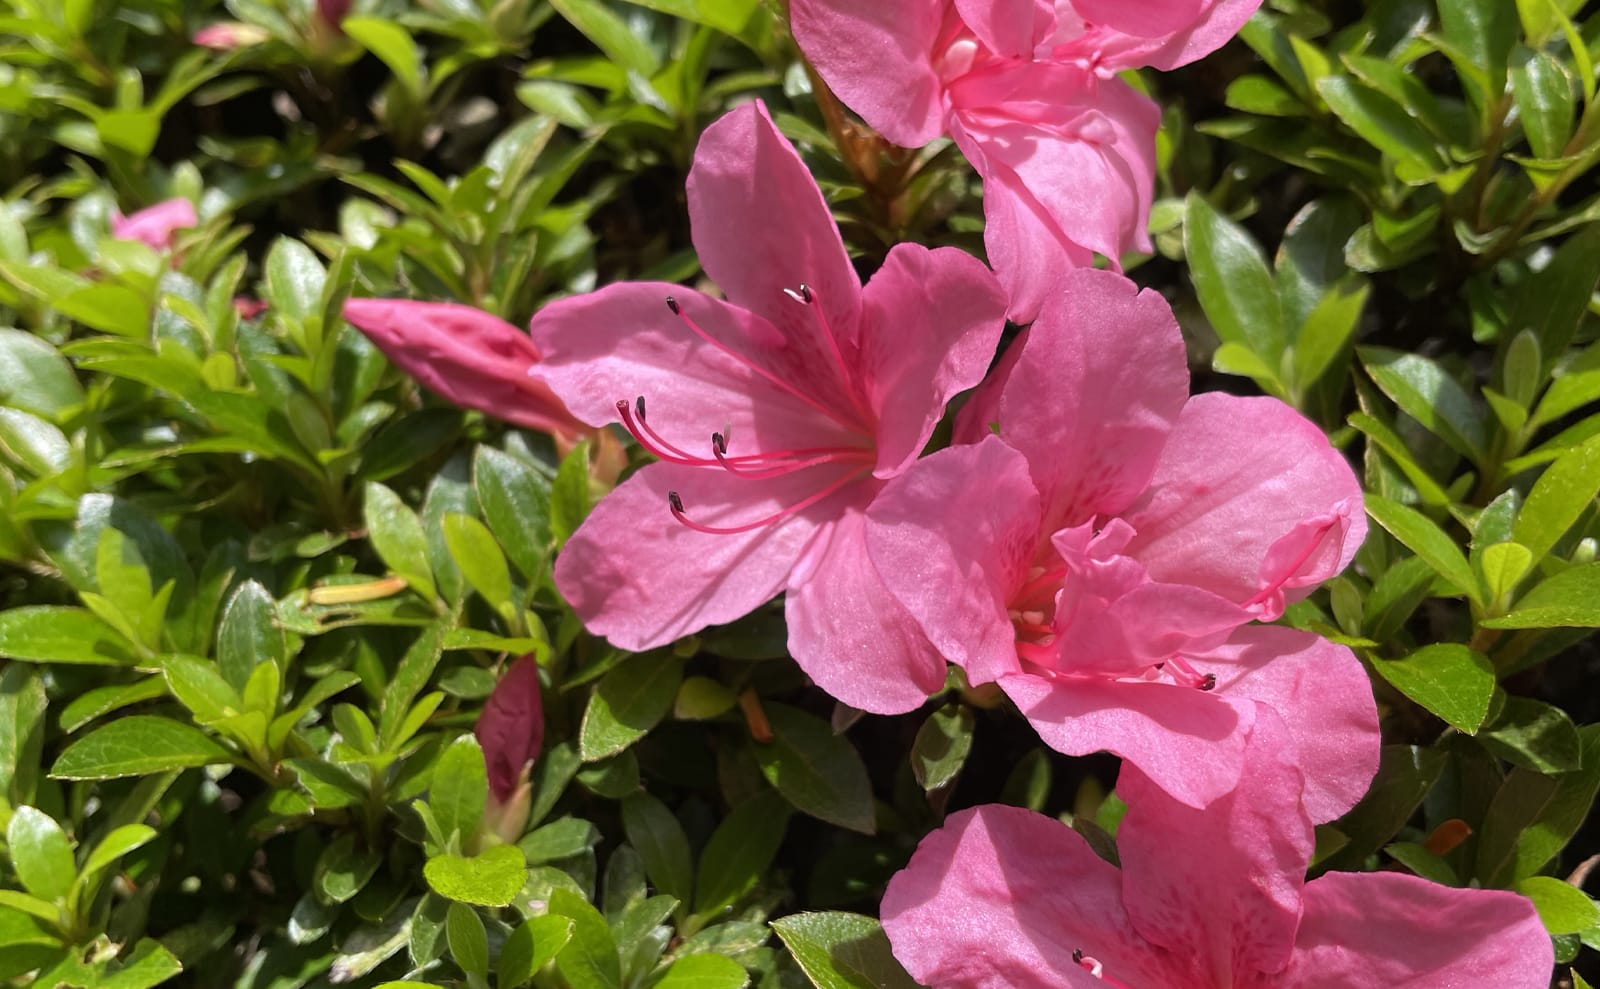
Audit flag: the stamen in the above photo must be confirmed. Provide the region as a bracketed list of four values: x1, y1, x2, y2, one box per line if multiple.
[1162, 655, 1217, 691]
[708, 430, 874, 479]
[787, 284, 872, 423]
[1071, 949, 1136, 988]
[665, 295, 863, 432]
[666, 468, 869, 535]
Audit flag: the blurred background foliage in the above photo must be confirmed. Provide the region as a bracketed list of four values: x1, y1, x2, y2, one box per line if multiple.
[1, 0, 1599, 986]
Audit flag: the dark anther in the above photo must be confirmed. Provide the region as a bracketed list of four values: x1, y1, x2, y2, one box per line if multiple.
[1154, 662, 1165, 670]
[635, 396, 648, 421]
[665, 296, 681, 315]
[1072, 949, 1085, 964]
[668, 491, 685, 513]
[712, 432, 727, 455]
[1200, 673, 1217, 691]
[797, 283, 814, 304]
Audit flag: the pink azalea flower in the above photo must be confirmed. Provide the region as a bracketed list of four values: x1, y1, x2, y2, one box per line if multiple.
[342, 298, 587, 441]
[865, 268, 1372, 809]
[529, 100, 1008, 714]
[791, 0, 1257, 320]
[882, 719, 1553, 989]
[193, 22, 271, 49]
[110, 198, 197, 251]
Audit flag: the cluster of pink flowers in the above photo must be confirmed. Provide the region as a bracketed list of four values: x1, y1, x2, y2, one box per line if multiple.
[336, 2, 1552, 983]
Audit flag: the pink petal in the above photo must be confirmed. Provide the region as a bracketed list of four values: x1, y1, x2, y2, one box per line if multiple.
[475, 654, 544, 802]
[954, 0, 1052, 56]
[1286, 871, 1553, 988]
[1122, 393, 1365, 615]
[1116, 712, 1312, 980]
[1067, 0, 1208, 39]
[528, 282, 856, 455]
[978, 267, 1188, 529]
[788, 0, 947, 147]
[866, 438, 1040, 686]
[955, 74, 1158, 315]
[1120, 0, 1262, 71]
[686, 100, 862, 400]
[785, 508, 947, 714]
[193, 22, 269, 48]
[854, 244, 1007, 476]
[1001, 672, 1249, 809]
[343, 298, 584, 439]
[552, 462, 827, 650]
[1190, 626, 1379, 822]
[882, 805, 1165, 989]
[110, 198, 197, 251]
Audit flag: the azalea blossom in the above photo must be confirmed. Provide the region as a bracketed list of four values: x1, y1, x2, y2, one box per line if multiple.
[882, 719, 1553, 989]
[791, 0, 1258, 320]
[530, 100, 1008, 714]
[342, 298, 587, 441]
[193, 22, 271, 49]
[865, 267, 1372, 809]
[110, 198, 197, 251]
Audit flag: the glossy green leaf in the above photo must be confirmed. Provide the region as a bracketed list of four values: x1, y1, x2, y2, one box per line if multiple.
[771, 912, 920, 989]
[1512, 434, 1600, 564]
[694, 790, 789, 915]
[474, 447, 553, 581]
[1513, 877, 1600, 934]
[161, 653, 242, 723]
[442, 512, 514, 616]
[0, 606, 136, 666]
[445, 902, 489, 977]
[7, 806, 76, 902]
[343, 17, 425, 95]
[1184, 192, 1286, 364]
[314, 832, 382, 904]
[263, 237, 326, 323]
[620, 792, 694, 907]
[1486, 563, 1600, 629]
[1480, 697, 1582, 772]
[1317, 76, 1442, 172]
[1360, 347, 1487, 464]
[216, 581, 286, 692]
[51, 715, 234, 779]
[363, 483, 437, 600]
[423, 845, 529, 907]
[1364, 497, 1477, 599]
[752, 703, 874, 834]
[551, 441, 591, 547]
[547, 0, 661, 77]
[499, 914, 574, 989]
[0, 328, 83, 420]
[655, 953, 750, 989]
[549, 886, 621, 989]
[1511, 48, 1576, 159]
[431, 735, 489, 850]
[579, 654, 684, 761]
[1371, 644, 1496, 733]
[910, 703, 974, 792]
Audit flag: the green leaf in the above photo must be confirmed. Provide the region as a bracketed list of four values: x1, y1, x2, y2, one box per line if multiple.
[770, 912, 920, 989]
[910, 703, 974, 792]
[0, 328, 83, 420]
[551, 441, 591, 548]
[752, 703, 874, 834]
[161, 654, 243, 723]
[314, 832, 382, 904]
[579, 654, 684, 761]
[423, 845, 529, 907]
[1316, 76, 1443, 172]
[363, 483, 437, 600]
[674, 676, 737, 720]
[1477, 541, 1534, 608]
[1480, 697, 1582, 772]
[549, 887, 621, 989]
[1437, 0, 1515, 104]
[0, 665, 47, 802]
[0, 408, 72, 476]
[620, 792, 694, 908]
[694, 790, 789, 915]
[1512, 434, 1600, 564]
[77, 824, 157, 885]
[1363, 497, 1477, 600]
[1511, 48, 1575, 159]
[343, 17, 425, 96]
[1290, 278, 1368, 390]
[1184, 192, 1286, 365]
[0, 606, 136, 665]
[1513, 877, 1600, 934]
[442, 513, 514, 617]
[655, 953, 750, 989]
[1370, 644, 1497, 733]
[1510, 223, 1600, 370]
[1322, 745, 1448, 872]
[431, 735, 489, 850]
[517, 817, 599, 863]
[1476, 725, 1600, 885]
[1485, 563, 1600, 629]
[475, 447, 554, 581]
[6, 806, 76, 902]
[1359, 347, 1487, 465]
[216, 581, 286, 692]
[499, 915, 573, 989]
[379, 623, 446, 746]
[547, 0, 661, 77]
[51, 715, 234, 779]
[263, 238, 326, 323]
[445, 902, 489, 978]
[1383, 842, 1458, 885]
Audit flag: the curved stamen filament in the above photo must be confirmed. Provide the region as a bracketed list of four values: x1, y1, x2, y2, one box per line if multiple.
[618, 397, 701, 463]
[666, 296, 866, 434]
[784, 284, 874, 424]
[667, 468, 869, 535]
[711, 431, 875, 479]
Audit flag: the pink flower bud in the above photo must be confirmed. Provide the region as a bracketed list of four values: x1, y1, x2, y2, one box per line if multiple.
[110, 198, 197, 252]
[193, 22, 271, 49]
[475, 655, 544, 805]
